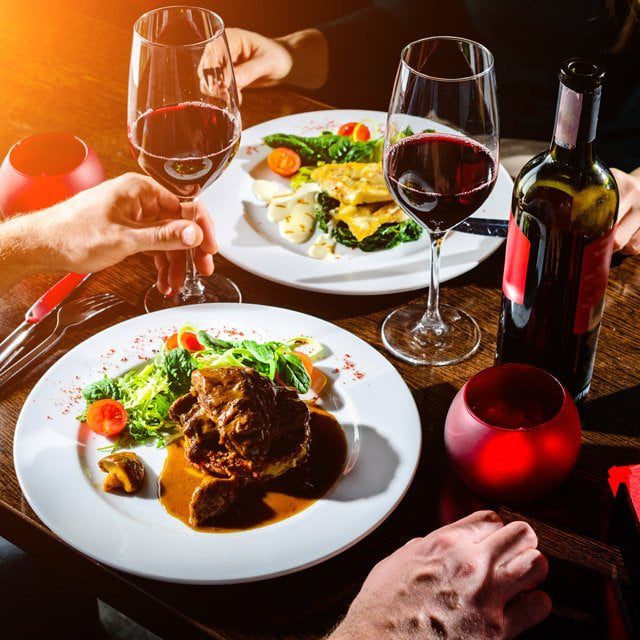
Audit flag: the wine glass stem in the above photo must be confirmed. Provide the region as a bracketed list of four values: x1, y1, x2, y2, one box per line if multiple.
[179, 198, 205, 301]
[416, 231, 448, 335]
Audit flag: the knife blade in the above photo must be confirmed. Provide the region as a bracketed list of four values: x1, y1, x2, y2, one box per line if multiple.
[455, 218, 509, 238]
[0, 272, 90, 370]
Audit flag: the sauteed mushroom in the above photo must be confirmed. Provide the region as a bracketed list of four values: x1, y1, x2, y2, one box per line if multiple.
[98, 452, 145, 493]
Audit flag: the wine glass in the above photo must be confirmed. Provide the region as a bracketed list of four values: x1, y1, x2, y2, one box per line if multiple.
[382, 37, 499, 365]
[128, 6, 242, 312]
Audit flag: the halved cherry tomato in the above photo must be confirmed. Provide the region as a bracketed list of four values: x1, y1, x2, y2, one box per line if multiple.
[165, 333, 179, 350]
[351, 123, 371, 142]
[165, 331, 203, 351]
[267, 147, 301, 177]
[338, 122, 357, 137]
[86, 399, 128, 437]
[180, 331, 204, 351]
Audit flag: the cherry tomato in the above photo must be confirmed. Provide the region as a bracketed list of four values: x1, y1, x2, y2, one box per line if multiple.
[165, 333, 179, 350]
[267, 147, 302, 177]
[165, 331, 203, 351]
[180, 331, 204, 351]
[351, 123, 371, 142]
[338, 122, 357, 137]
[86, 399, 128, 437]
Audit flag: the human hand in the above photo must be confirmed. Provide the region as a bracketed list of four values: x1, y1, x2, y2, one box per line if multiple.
[612, 168, 640, 255]
[330, 511, 551, 640]
[39, 173, 217, 294]
[208, 28, 328, 97]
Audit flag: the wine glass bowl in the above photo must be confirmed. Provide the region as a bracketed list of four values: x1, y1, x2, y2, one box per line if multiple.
[128, 6, 242, 311]
[444, 364, 582, 502]
[0, 132, 104, 217]
[382, 37, 499, 365]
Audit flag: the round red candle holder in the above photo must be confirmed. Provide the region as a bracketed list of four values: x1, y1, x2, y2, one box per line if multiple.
[444, 363, 582, 502]
[0, 132, 104, 217]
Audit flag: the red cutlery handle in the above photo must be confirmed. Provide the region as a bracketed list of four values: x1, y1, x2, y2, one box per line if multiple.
[27, 272, 89, 323]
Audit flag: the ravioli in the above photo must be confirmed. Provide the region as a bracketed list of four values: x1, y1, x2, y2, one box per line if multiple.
[334, 202, 408, 242]
[311, 162, 391, 205]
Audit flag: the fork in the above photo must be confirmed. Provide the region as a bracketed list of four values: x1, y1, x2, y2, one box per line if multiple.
[0, 293, 124, 391]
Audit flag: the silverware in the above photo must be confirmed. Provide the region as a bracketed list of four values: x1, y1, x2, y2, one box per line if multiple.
[0, 293, 123, 392]
[455, 218, 509, 238]
[0, 272, 91, 371]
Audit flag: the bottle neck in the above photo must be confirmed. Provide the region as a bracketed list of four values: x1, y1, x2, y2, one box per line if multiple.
[550, 82, 601, 168]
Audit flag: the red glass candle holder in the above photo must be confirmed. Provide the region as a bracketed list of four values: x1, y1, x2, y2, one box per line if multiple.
[0, 132, 104, 217]
[444, 363, 582, 502]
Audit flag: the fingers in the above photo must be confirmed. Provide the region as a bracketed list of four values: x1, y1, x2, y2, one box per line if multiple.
[504, 591, 552, 639]
[153, 253, 171, 296]
[482, 520, 538, 564]
[167, 250, 187, 293]
[611, 168, 640, 252]
[194, 248, 215, 276]
[620, 226, 640, 255]
[442, 510, 504, 543]
[500, 548, 549, 600]
[133, 219, 203, 253]
[194, 202, 218, 254]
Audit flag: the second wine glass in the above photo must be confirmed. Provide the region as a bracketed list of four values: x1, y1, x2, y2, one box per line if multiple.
[382, 37, 499, 365]
[128, 6, 242, 312]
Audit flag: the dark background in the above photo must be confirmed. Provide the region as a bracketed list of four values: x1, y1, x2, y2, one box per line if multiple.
[74, 0, 368, 35]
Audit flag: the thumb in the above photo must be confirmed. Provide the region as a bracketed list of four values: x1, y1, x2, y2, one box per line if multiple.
[133, 220, 203, 253]
[234, 58, 271, 91]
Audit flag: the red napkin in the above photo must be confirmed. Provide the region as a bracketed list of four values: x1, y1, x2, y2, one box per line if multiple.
[609, 464, 640, 519]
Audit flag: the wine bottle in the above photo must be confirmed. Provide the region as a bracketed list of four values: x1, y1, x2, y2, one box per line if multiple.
[495, 59, 618, 401]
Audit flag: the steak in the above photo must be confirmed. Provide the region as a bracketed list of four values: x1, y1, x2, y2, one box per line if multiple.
[169, 367, 311, 526]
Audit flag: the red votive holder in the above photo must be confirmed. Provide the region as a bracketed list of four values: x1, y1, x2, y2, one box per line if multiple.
[0, 132, 104, 217]
[444, 363, 582, 502]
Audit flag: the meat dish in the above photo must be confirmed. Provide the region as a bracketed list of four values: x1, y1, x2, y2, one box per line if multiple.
[169, 367, 311, 526]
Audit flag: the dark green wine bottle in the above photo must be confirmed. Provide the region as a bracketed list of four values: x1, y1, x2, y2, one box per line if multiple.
[495, 59, 619, 401]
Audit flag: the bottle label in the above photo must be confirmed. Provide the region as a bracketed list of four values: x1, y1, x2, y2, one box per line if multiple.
[502, 213, 530, 305]
[554, 85, 600, 149]
[573, 227, 615, 334]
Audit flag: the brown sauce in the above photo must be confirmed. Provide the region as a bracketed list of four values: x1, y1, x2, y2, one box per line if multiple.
[158, 404, 347, 532]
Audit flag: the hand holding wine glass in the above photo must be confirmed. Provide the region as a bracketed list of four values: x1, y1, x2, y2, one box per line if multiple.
[383, 37, 499, 365]
[128, 6, 242, 312]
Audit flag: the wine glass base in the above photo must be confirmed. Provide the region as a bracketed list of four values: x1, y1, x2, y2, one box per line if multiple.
[382, 301, 480, 366]
[144, 274, 242, 313]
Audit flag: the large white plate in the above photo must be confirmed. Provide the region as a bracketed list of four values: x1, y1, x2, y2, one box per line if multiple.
[204, 109, 512, 296]
[14, 304, 421, 584]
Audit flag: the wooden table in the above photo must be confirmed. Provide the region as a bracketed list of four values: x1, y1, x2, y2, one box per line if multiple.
[2, 3, 640, 638]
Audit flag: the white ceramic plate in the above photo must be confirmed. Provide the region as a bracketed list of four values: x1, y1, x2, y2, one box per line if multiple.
[203, 109, 512, 296]
[14, 304, 421, 584]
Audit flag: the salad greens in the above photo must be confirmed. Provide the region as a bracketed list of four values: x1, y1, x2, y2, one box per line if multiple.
[78, 326, 322, 451]
[264, 131, 383, 165]
[315, 192, 422, 252]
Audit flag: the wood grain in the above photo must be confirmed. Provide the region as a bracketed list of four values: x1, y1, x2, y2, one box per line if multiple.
[1, 2, 639, 638]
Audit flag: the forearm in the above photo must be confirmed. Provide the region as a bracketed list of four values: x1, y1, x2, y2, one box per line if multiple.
[0, 211, 59, 293]
[276, 28, 328, 90]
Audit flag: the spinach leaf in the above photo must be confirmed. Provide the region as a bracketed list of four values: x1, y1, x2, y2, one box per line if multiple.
[196, 330, 233, 353]
[239, 340, 275, 364]
[264, 132, 382, 165]
[82, 375, 120, 403]
[276, 352, 311, 394]
[161, 347, 196, 395]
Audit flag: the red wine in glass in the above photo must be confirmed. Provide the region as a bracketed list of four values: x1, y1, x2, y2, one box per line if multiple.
[385, 133, 496, 232]
[129, 101, 240, 200]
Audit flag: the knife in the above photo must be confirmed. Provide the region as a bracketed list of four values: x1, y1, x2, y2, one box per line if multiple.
[0, 272, 90, 370]
[455, 218, 508, 238]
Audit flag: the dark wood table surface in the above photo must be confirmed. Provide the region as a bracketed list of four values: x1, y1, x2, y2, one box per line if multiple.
[2, 3, 640, 639]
